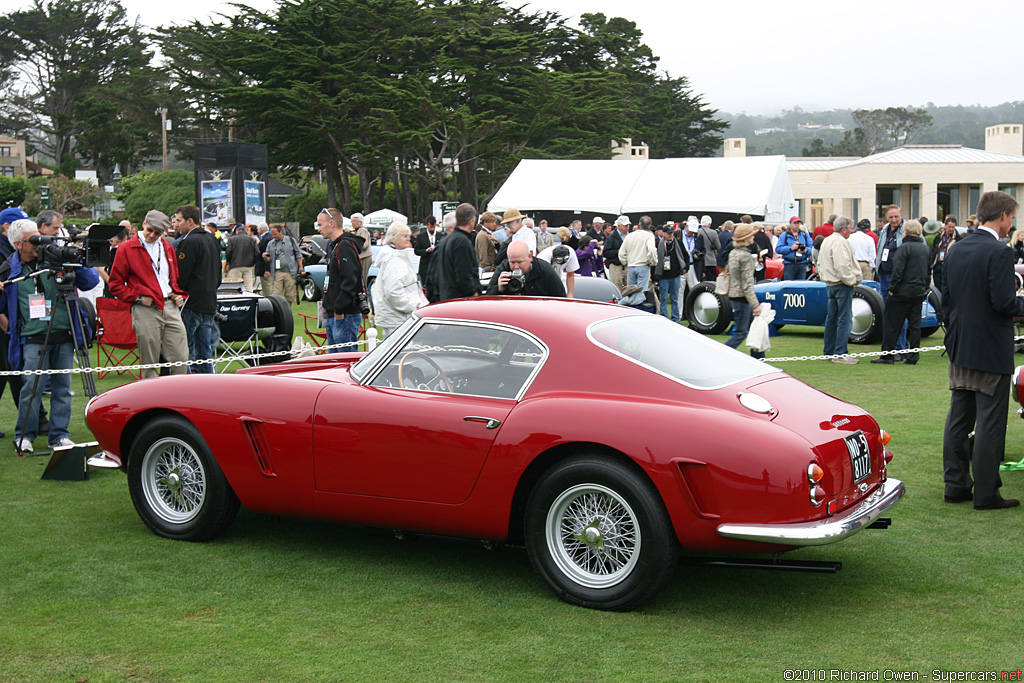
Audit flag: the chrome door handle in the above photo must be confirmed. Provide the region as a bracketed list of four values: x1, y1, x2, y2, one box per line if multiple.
[464, 416, 502, 429]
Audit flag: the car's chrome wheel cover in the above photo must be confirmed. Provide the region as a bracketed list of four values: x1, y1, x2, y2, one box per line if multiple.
[692, 292, 721, 326]
[140, 437, 207, 524]
[304, 280, 317, 300]
[546, 484, 641, 588]
[850, 296, 873, 336]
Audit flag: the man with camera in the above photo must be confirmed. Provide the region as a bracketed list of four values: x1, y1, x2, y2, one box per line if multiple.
[0, 218, 99, 454]
[316, 208, 365, 351]
[487, 240, 566, 297]
[109, 210, 189, 380]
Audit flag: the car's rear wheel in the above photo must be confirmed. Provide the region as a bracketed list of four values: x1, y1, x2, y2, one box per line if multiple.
[524, 456, 677, 611]
[127, 416, 239, 541]
[302, 275, 321, 302]
[849, 285, 884, 344]
[920, 286, 942, 338]
[685, 282, 732, 335]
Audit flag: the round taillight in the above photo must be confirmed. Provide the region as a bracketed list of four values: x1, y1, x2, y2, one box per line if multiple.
[807, 463, 824, 483]
[810, 485, 826, 507]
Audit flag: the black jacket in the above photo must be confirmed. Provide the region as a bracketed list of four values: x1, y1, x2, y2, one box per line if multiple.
[413, 228, 443, 278]
[434, 227, 479, 301]
[324, 233, 364, 315]
[225, 233, 260, 269]
[603, 229, 625, 266]
[929, 230, 963, 269]
[176, 228, 222, 314]
[942, 230, 1024, 375]
[889, 235, 931, 300]
[486, 256, 566, 297]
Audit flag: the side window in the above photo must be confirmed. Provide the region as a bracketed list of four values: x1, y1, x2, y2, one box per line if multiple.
[369, 322, 544, 399]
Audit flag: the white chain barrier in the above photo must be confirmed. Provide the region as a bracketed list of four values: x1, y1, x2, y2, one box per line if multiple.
[769, 335, 1024, 363]
[0, 332, 377, 377]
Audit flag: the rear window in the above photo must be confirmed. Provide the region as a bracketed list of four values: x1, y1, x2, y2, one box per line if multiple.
[588, 315, 778, 389]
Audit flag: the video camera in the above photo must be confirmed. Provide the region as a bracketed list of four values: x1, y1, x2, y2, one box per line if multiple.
[28, 224, 124, 270]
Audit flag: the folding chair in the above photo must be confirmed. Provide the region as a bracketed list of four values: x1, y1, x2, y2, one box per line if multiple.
[299, 312, 326, 349]
[214, 295, 260, 372]
[95, 298, 141, 380]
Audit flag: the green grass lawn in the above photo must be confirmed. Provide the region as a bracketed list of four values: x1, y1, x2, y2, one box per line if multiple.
[2, 315, 1023, 682]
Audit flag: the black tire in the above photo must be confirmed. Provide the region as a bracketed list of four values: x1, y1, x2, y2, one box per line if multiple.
[849, 285, 884, 344]
[366, 276, 376, 312]
[127, 416, 240, 541]
[266, 294, 295, 341]
[920, 286, 942, 338]
[684, 282, 732, 335]
[301, 274, 321, 302]
[524, 456, 678, 611]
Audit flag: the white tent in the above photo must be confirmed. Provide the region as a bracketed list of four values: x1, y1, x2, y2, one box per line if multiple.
[488, 156, 797, 223]
[363, 208, 408, 226]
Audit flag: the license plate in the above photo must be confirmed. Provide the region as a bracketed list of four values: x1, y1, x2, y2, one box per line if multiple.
[844, 431, 871, 483]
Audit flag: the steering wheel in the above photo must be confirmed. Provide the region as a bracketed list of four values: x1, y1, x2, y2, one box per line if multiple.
[397, 351, 454, 393]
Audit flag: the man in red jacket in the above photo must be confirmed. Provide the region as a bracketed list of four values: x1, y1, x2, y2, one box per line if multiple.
[108, 210, 189, 379]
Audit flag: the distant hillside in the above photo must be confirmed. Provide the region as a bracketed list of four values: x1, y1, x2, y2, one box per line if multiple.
[720, 102, 1024, 157]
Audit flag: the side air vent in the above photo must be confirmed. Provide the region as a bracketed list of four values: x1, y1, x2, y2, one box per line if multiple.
[241, 418, 276, 477]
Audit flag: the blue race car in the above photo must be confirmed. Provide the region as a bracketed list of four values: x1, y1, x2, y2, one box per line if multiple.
[684, 279, 942, 344]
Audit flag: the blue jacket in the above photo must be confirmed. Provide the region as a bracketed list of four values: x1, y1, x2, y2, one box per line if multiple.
[776, 230, 812, 263]
[875, 223, 905, 269]
[0, 251, 99, 370]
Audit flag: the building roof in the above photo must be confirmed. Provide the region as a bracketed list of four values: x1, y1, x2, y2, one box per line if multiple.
[267, 177, 301, 197]
[788, 145, 1024, 172]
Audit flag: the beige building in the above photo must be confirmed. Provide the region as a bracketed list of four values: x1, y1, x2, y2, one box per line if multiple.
[611, 137, 650, 160]
[0, 135, 28, 178]
[729, 125, 1024, 227]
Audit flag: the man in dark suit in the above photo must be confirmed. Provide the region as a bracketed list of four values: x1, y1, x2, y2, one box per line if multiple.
[941, 190, 1024, 510]
[413, 216, 443, 301]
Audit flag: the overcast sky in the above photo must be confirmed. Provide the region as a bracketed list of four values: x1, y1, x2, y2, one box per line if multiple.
[5, 0, 1022, 116]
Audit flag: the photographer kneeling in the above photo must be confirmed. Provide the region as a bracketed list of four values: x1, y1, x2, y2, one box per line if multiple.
[0, 219, 99, 454]
[486, 241, 565, 297]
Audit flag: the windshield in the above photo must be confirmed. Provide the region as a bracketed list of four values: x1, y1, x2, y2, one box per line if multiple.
[588, 315, 778, 389]
[350, 315, 419, 382]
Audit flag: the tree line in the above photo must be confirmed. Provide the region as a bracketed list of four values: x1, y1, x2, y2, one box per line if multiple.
[0, 0, 726, 221]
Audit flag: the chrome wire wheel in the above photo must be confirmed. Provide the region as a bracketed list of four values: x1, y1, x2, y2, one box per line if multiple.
[545, 483, 641, 589]
[140, 437, 207, 524]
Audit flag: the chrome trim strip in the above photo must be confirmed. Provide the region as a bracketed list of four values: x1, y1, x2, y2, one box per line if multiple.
[716, 478, 904, 546]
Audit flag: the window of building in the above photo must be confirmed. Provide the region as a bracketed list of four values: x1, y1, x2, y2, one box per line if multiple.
[968, 185, 981, 217]
[876, 185, 901, 219]
[0, 167, 15, 177]
[851, 198, 860, 223]
[910, 185, 920, 220]
[809, 198, 824, 228]
[0, 147, 11, 156]
[937, 184, 960, 221]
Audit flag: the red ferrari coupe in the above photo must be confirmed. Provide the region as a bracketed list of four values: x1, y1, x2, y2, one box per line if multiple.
[86, 297, 904, 611]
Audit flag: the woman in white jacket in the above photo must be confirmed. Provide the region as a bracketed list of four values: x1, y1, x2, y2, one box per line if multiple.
[371, 222, 426, 337]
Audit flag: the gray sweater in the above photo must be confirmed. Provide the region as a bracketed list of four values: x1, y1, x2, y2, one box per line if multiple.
[726, 247, 759, 308]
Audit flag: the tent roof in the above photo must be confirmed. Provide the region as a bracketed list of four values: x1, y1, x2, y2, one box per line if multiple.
[363, 208, 408, 225]
[488, 156, 795, 219]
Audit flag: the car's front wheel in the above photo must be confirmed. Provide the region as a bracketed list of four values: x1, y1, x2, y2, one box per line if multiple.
[127, 416, 240, 541]
[302, 274, 321, 302]
[849, 285, 884, 344]
[524, 456, 678, 611]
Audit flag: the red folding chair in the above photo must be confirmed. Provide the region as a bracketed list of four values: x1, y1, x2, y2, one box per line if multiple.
[299, 311, 373, 353]
[95, 298, 141, 380]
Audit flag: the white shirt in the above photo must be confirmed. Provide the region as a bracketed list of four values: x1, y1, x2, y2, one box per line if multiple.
[141, 235, 172, 297]
[511, 226, 537, 255]
[848, 230, 877, 263]
[537, 245, 580, 287]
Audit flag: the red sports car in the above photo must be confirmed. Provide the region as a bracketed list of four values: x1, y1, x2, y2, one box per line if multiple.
[85, 297, 903, 611]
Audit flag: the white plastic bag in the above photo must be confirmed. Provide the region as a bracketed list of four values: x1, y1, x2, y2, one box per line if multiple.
[746, 302, 775, 353]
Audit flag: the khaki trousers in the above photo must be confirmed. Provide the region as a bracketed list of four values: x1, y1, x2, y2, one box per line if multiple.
[131, 300, 189, 379]
[227, 266, 256, 293]
[271, 271, 298, 305]
[609, 264, 627, 291]
[858, 262, 874, 283]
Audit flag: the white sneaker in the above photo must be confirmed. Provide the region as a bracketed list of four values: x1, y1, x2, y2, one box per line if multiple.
[14, 438, 33, 454]
[50, 438, 75, 448]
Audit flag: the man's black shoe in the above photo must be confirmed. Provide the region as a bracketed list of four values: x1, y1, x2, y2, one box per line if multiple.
[944, 494, 973, 503]
[870, 357, 894, 364]
[974, 498, 1020, 510]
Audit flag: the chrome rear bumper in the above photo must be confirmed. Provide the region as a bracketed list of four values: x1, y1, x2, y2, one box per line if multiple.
[716, 478, 904, 546]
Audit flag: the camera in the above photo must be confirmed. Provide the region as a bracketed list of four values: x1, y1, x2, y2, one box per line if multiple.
[29, 235, 86, 267]
[506, 268, 525, 294]
[357, 291, 371, 316]
[795, 243, 807, 252]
